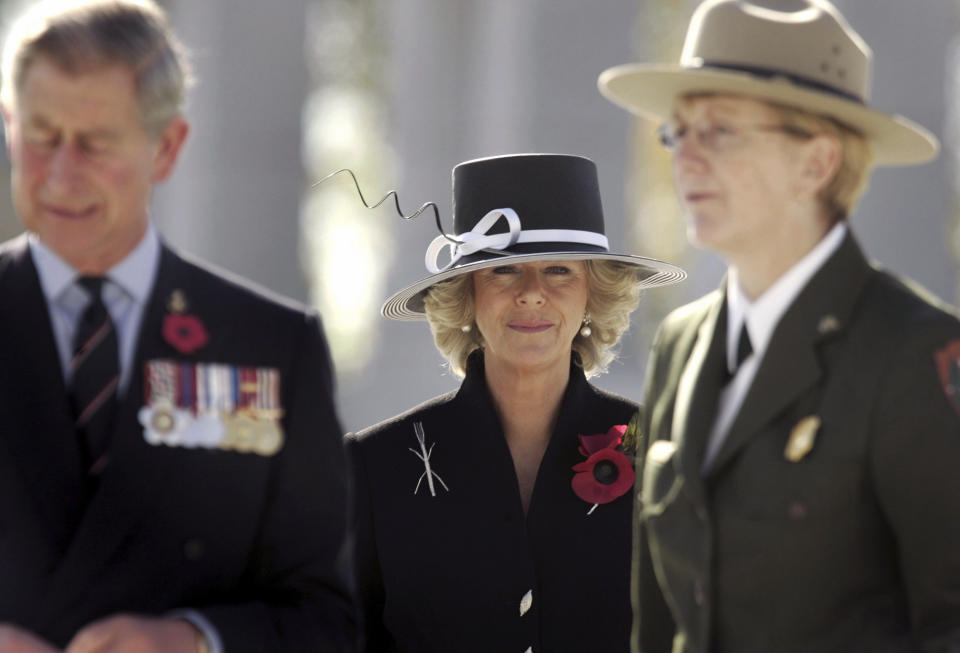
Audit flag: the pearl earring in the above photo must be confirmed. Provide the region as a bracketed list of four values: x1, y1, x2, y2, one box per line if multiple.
[579, 314, 592, 338]
[461, 324, 472, 333]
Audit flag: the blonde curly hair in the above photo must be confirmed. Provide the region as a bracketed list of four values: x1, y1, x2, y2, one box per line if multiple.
[422, 259, 643, 378]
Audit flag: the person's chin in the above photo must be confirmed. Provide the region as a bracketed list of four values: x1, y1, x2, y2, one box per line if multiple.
[685, 218, 716, 249]
[43, 218, 102, 242]
[686, 206, 732, 245]
[39, 224, 109, 265]
[513, 347, 569, 370]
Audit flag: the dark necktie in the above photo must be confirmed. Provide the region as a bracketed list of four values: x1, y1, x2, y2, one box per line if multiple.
[69, 276, 119, 472]
[724, 324, 754, 383]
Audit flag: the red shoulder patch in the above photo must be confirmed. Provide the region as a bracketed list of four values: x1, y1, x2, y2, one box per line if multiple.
[934, 339, 960, 419]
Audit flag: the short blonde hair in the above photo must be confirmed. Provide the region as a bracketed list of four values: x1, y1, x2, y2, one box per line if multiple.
[2, 0, 191, 135]
[422, 260, 643, 378]
[769, 102, 873, 225]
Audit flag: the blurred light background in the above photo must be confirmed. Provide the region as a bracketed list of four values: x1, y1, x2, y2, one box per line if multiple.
[0, 0, 957, 432]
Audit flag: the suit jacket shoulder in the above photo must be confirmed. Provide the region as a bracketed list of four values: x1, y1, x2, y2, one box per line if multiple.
[348, 391, 457, 445]
[861, 263, 960, 341]
[653, 289, 723, 356]
[160, 244, 320, 324]
[659, 290, 721, 334]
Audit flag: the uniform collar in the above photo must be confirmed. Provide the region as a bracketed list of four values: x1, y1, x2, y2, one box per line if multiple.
[726, 222, 847, 369]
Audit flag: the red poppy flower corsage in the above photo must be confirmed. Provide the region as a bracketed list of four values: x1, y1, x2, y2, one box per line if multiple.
[571, 424, 635, 514]
[163, 313, 209, 354]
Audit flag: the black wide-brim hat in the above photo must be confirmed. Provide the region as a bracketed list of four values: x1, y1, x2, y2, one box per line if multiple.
[382, 153, 686, 321]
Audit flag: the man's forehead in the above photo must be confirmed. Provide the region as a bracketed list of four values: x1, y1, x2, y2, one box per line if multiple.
[11, 59, 140, 130]
[21, 110, 121, 138]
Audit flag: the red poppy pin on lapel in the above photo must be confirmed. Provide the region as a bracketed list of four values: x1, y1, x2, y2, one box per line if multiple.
[935, 339, 960, 419]
[162, 289, 209, 354]
[571, 419, 636, 515]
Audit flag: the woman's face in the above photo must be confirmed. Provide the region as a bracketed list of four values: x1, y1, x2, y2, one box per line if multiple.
[472, 260, 589, 376]
[668, 94, 808, 261]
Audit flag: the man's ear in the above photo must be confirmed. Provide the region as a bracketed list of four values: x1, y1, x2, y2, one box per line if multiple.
[151, 116, 189, 183]
[797, 133, 841, 198]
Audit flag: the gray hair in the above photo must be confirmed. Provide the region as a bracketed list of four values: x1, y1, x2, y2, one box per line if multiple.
[2, 0, 192, 135]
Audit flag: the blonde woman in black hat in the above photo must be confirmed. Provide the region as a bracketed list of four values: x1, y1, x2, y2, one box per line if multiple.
[599, 1, 960, 651]
[346, 153, 684, 653]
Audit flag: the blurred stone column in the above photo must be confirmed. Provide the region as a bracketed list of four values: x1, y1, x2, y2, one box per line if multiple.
[330, 0, 656, 430]
[0, 0, 26, 240]
[154, 0, 311, 302]
[627, 0, 710, 339]
[949, 0, 960, 305]
[832, 0, 957, 305]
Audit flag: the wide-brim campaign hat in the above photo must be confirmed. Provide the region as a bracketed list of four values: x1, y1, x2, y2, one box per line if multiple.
[382, 153, 686, 321]
[597, 0, 938, 166]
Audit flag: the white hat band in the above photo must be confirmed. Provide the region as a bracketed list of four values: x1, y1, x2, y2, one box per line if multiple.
[425, 208, 610, 274]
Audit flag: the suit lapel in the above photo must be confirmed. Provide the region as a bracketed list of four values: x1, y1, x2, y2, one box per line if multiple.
[0, 238, 86, 541]
[109, 243, 180, 461]
[706, 232, 874, 476]
[706, 309, 822, 476]
[670, 292, 726, 501]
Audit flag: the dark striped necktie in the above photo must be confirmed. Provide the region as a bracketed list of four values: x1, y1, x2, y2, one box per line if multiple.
[69, 276, 119, 473]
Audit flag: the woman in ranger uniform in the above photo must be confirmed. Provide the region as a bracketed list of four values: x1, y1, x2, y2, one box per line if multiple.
[599, 1, 960, 651]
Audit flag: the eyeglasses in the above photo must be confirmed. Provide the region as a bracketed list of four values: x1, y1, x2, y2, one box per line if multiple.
[657, 121, 812, 152]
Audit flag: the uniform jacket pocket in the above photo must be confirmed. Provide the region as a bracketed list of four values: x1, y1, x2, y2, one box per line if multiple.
[641, 440, 683, 517]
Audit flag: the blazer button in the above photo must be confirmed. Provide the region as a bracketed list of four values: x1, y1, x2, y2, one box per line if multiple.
[183, 538, 205, 561]
[694, 580, 708, 607]
[520, 590, 533, 617]
[788, 501, 808, 520]
[695, 506, 708, 522]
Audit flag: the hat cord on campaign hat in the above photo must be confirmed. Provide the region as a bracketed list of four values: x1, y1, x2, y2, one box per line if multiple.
[692, 60, 863, 105]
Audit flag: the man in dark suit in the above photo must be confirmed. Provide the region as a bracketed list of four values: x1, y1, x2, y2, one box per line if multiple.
[0, 1, 354, 651]
[599, 1, 960, 651]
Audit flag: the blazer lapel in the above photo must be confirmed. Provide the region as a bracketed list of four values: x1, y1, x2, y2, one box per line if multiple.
[670, 292, 727, 501]
[0, 238, 86, 541]
[706, 232, 874, 476]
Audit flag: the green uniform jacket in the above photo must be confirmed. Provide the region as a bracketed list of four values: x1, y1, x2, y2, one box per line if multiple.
[634, 232, 960, 653]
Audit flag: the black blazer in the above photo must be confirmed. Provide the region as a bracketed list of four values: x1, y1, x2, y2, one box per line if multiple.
[348, 353, 640, 653]
[0, 235, 356, 651]
[635, 232, 960, 652]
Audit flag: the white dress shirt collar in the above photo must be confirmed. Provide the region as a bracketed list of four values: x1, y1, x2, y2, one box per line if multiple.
[726, 222, 848, 370]
[29, 223, 160, 304]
